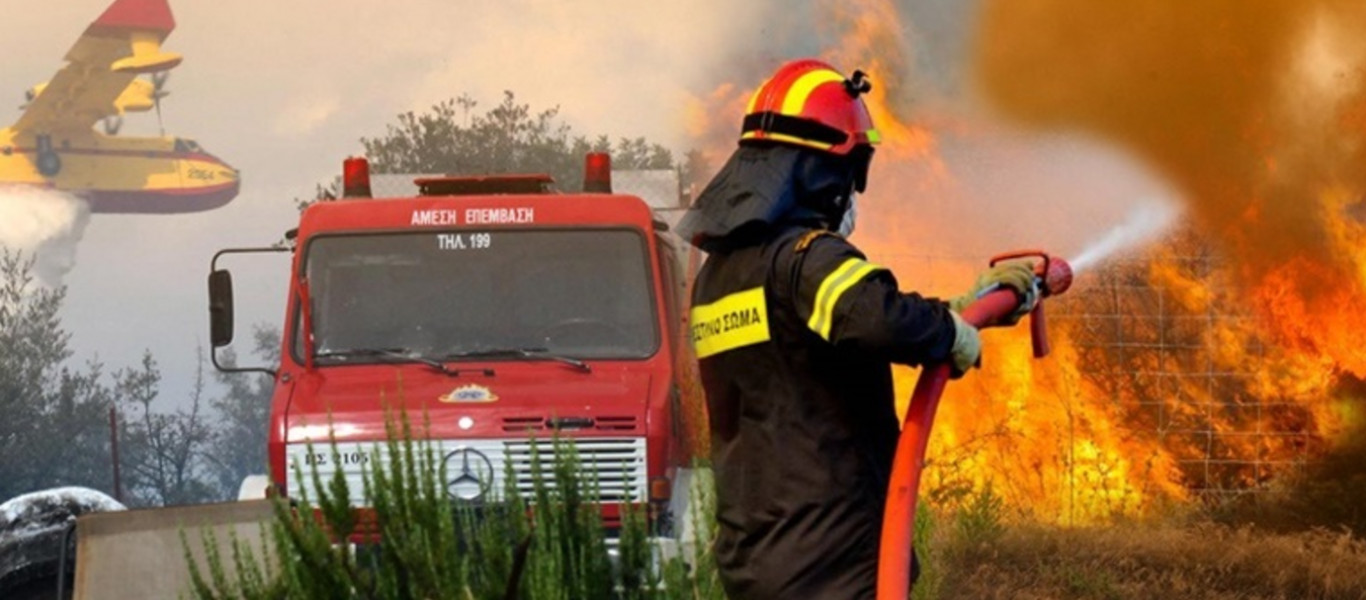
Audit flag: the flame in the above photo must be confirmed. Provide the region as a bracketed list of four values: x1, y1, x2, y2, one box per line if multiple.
[816, 0, 934, 162]
[683, 0, 1366, 524]
[680, 0, 939, 174]
[907, 325, 1189, 522]
[1246, 188, 1366, 381]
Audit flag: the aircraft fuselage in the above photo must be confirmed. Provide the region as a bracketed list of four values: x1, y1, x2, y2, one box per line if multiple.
[0, 127, 238, 214]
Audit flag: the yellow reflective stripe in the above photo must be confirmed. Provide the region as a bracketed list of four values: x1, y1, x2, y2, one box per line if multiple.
[690, 287, 771, 359]
[806, 258, 862, 337]
[740, 131, 835, 151]
[780, 69, 844, 115]
[806, 258, 883, 340]
[865, 128, 882, 144]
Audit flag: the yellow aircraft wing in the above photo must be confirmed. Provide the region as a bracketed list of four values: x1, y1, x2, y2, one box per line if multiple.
[14, 0, 180, 136]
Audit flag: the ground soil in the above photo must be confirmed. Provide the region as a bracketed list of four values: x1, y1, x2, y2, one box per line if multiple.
[927, 522, 1366, 600]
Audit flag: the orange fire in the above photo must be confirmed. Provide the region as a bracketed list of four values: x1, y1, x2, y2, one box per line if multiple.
[681, 0, 938, 175]
[817, 0, 934, 163]
[809, 0, 1187, 523]
[682, 0, 1366, 524]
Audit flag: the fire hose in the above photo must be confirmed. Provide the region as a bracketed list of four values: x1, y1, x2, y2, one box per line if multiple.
[877, 251, 1074, 599]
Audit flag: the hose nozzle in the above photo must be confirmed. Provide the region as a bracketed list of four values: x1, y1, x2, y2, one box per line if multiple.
[987, 250, 1073, 358]
[1039, 255, 1073, 298]
[989, 250, 1073, 298]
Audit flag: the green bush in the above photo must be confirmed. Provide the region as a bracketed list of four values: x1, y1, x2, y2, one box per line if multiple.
[182, 414, 726, 599]
[911, 501, 942, 600]
[954, 484, 1006, 546]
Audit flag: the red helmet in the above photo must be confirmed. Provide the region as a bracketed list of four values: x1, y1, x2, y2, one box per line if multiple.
[740, 59, 881, 156]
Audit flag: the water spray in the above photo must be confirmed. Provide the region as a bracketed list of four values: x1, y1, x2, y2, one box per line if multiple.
[878, 250, 1074, 600]
[1069, 199, 1177, 274]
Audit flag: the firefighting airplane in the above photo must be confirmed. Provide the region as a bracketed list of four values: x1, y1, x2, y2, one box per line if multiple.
[0, 0, 238, 213]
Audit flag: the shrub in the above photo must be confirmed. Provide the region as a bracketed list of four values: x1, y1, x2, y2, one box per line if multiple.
[183, 413, 725, 599]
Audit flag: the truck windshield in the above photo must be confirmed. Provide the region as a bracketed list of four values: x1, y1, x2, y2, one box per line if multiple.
[301, 229, 658, 362]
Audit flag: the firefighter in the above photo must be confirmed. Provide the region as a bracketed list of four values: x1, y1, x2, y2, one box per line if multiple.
[676, 59, 1036, 599]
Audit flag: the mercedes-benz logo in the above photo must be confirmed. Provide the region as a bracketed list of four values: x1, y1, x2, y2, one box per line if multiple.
[441, 447, 495, 501]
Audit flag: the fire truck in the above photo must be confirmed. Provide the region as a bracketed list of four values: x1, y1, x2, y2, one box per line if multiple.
[208, 154, 697, 535]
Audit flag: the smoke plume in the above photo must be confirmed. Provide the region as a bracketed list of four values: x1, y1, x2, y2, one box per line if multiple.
[974, 1, 1366, 270]
[974, 0, 1366, 377]
[0, 186, 91, 286]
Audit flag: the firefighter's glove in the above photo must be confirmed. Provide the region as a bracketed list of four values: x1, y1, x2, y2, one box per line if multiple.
[949, 261, 1039, 326]
[949, 311, 981, 379]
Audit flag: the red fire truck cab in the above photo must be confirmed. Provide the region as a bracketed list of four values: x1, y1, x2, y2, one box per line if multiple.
[209, 155, 694, 534]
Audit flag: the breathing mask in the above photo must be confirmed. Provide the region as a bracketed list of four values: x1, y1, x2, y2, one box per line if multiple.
[837, 192, 858, 237]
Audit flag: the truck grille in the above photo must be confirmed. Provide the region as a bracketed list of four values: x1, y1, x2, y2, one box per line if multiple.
[502, 438, 646, 502]
[499, 415, 639, 433]
[285, 437, 647, 505]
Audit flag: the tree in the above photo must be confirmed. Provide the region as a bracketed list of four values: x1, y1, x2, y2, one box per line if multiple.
[114, 350, 220, 506]
[361, 92, 675, 190]
[0, 250, 231, 506]
[0, 251, 114, 500]
[296, 91, 683, 212]
[205, 326, 279, 496]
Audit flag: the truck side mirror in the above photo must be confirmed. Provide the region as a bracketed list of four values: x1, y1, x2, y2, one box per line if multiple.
[209, 269, 234, 347]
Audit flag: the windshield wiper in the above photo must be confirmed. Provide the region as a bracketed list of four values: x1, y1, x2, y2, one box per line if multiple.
[444, 347, 592, 373]
[315, 347, 459, 375]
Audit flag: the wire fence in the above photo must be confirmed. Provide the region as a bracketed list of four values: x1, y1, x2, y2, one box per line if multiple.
[874, 250, 1318, 500]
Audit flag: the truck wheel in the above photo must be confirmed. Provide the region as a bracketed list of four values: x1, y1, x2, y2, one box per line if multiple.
[35, 151, 61, 177]
[0, 545, 71, 600]
[0, 488, 125, 599]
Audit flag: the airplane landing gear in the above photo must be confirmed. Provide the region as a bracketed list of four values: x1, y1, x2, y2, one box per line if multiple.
[34, 135, 61, 178]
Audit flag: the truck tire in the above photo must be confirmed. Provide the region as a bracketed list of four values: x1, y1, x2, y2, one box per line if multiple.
[0, 488, 125, 599]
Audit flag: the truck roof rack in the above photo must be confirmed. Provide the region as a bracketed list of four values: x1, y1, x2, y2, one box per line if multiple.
[414, 174, 554, 196]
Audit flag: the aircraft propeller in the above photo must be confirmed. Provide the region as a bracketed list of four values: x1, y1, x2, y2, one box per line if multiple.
[151, 70, 170, 136]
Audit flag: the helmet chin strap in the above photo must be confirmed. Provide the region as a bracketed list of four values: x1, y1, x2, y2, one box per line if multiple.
[837, 192, 858, 237]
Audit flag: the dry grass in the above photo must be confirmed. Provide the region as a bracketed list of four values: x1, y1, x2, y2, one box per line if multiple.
[928, 521, 1366, 599]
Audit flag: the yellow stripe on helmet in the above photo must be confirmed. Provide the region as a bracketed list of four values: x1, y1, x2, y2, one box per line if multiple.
[806, 257, 884, 340]
[740, 130, 836, 151]
[780, 69, 845, 116]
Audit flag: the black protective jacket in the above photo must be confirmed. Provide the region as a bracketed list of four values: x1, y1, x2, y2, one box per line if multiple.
[690, 226, 957, 599]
